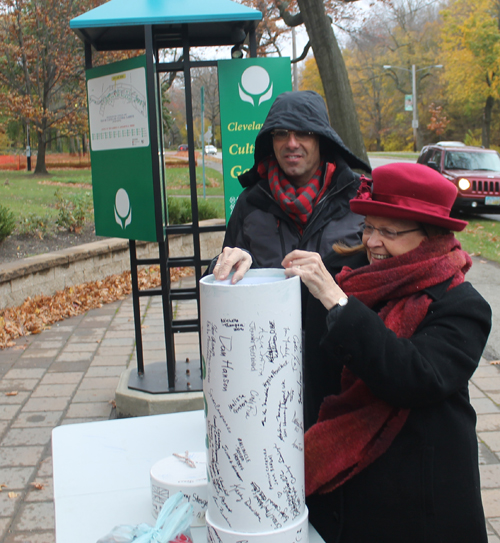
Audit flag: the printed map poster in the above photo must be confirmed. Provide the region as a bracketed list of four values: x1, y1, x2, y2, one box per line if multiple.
[218, 58, 292, 221]
[86, 55, 159, 242]
[87, 64, 149, 151]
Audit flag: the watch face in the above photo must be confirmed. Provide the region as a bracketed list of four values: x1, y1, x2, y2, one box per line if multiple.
[338, 296, 348, 307]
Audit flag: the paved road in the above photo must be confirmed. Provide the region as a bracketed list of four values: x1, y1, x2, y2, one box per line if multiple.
[205, 153, 414, 172]
[480, 215, 500, 222]
[469, 257, 500, 360]
[368, 155, 416, 169]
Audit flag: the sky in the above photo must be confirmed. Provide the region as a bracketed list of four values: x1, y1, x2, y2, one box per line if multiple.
[188, 1, 371, 66]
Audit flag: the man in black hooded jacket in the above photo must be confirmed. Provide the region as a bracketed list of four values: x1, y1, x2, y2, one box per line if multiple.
[212, 90, 371, 281]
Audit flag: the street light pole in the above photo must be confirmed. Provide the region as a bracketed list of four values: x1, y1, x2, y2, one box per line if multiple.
[26, 122, 31, 172]
[292, 27, 298, 92]
[383, 64, 443, 152]
[412, 64, 418, 151]
[201, 86, 206, 199]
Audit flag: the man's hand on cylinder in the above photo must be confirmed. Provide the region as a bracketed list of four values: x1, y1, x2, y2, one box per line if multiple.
[282, 250, 346, 310]
[213, 247, 253, 284]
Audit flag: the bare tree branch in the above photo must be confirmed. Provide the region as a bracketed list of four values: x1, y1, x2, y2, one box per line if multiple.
[292, 41, 311, 63]
[275, 0, 304, 27]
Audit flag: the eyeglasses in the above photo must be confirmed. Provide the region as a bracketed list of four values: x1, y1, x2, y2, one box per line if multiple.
[361, 223, 422, 240]
[271, 129, 316, 142]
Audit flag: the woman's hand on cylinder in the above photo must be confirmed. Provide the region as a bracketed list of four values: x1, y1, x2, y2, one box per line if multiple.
[282, 250, 347, 310]
[213, 247, 253, 284]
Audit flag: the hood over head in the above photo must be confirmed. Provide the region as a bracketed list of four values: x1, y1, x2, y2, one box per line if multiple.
[239, 90, 371, 188]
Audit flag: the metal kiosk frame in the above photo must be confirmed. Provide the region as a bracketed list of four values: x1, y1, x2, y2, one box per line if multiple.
[70, 0, 261, 394]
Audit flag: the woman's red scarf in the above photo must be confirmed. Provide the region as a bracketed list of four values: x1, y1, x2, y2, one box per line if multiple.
[304, 234, 472, 496]
[258, 158, 336, 234]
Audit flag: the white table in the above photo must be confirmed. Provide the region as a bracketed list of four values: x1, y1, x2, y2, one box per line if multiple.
[52, 410, 324, 542]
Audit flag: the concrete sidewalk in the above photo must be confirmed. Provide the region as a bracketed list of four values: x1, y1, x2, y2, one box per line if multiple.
[1, 261, 500, 542]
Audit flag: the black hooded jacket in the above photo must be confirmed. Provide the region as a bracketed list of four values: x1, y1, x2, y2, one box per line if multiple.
[221, 91, 371, 268]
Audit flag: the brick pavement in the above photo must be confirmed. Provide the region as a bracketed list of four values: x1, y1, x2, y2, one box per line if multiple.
[1, 268, 500, 542]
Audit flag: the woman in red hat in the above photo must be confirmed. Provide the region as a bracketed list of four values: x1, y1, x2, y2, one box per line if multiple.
[283, 162, 491, 542]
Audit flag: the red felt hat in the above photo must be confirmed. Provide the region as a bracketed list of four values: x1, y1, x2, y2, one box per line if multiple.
[350, 163, 468, 232]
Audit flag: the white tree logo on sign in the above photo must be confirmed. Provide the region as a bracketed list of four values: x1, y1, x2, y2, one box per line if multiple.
[114, 188, 132, 229]
[238, 66, 273, 107]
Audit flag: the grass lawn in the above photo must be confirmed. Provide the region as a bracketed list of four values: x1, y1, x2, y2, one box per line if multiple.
[165, 166, 224, 196]
[368, 151, 420, 161]
[0, 170, 92, 221]
[0, 166, 225, 235]
[456, 217, 500, 262]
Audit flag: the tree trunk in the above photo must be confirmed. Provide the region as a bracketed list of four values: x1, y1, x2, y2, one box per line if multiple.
[375, 112, 383, 152]
[34, 128, 48, 175]
[482, 95, 494, 148]
[416, 125, 424, 152]
[296, 0, 369, 165]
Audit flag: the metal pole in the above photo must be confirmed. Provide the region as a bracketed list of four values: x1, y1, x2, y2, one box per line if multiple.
[292, 28, 298, 92]
[183, 27, 203, 366]
[145, 25, 176, 389]
[26, 123, 31, 172]
[201, 86, 206, 199]
[129, 240, 145, 375]
[412, 64, 418, 152]
[249, 27, 257, 57]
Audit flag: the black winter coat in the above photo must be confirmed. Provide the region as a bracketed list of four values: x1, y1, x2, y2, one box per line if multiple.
[222, 157, 363, 268]
[221, 91, 371, 268]
[304, 250, 491, 543]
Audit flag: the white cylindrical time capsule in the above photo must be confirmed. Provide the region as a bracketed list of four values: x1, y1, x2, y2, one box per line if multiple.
[200, 269, 308, 543]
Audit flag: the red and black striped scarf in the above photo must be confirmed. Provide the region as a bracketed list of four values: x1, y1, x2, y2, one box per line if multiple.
[304, 235, 472, 496]
[258, 158, 336, 233]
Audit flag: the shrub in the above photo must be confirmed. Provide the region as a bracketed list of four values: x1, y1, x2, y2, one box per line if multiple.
[464, 130, 482, 148]
[198, 198, 221, 221]
[55, 190, 93, 232]
[166, 196, 220, 224]
[381, 132, 414, 152]
[18, 212, 52, 239]
[167, 197, 192, 224]
[0, 204, 16, 242]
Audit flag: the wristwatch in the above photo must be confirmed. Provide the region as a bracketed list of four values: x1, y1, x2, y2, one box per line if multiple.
[336, 296, 349, 307]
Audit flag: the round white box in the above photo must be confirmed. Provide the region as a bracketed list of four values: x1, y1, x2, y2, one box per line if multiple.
[206, 508, 309, 543]
[150, 452, 208, 526]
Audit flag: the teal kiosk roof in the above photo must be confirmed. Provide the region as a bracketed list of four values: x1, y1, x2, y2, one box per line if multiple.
[70, 0, 262, 50]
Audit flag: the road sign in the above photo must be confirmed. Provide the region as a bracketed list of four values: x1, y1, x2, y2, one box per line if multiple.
[405, 94, 413, 111]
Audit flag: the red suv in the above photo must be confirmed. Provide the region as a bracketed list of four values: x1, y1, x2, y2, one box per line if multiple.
[417, 142, 500, 213]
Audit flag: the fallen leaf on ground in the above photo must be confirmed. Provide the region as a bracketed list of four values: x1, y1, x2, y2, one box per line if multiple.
[8, 492, 18, 498]
[0, 266, 194, 350]
[0, 484, 7, 491]
[491, 360, 500, 365]
[31, 482, 45, 490]
[5, 391, 18, 396]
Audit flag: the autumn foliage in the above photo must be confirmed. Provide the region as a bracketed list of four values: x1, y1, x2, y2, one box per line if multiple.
[427, 103, 450, 136]
[0, 0, 93, 173]
[0, 266, 194, 349]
